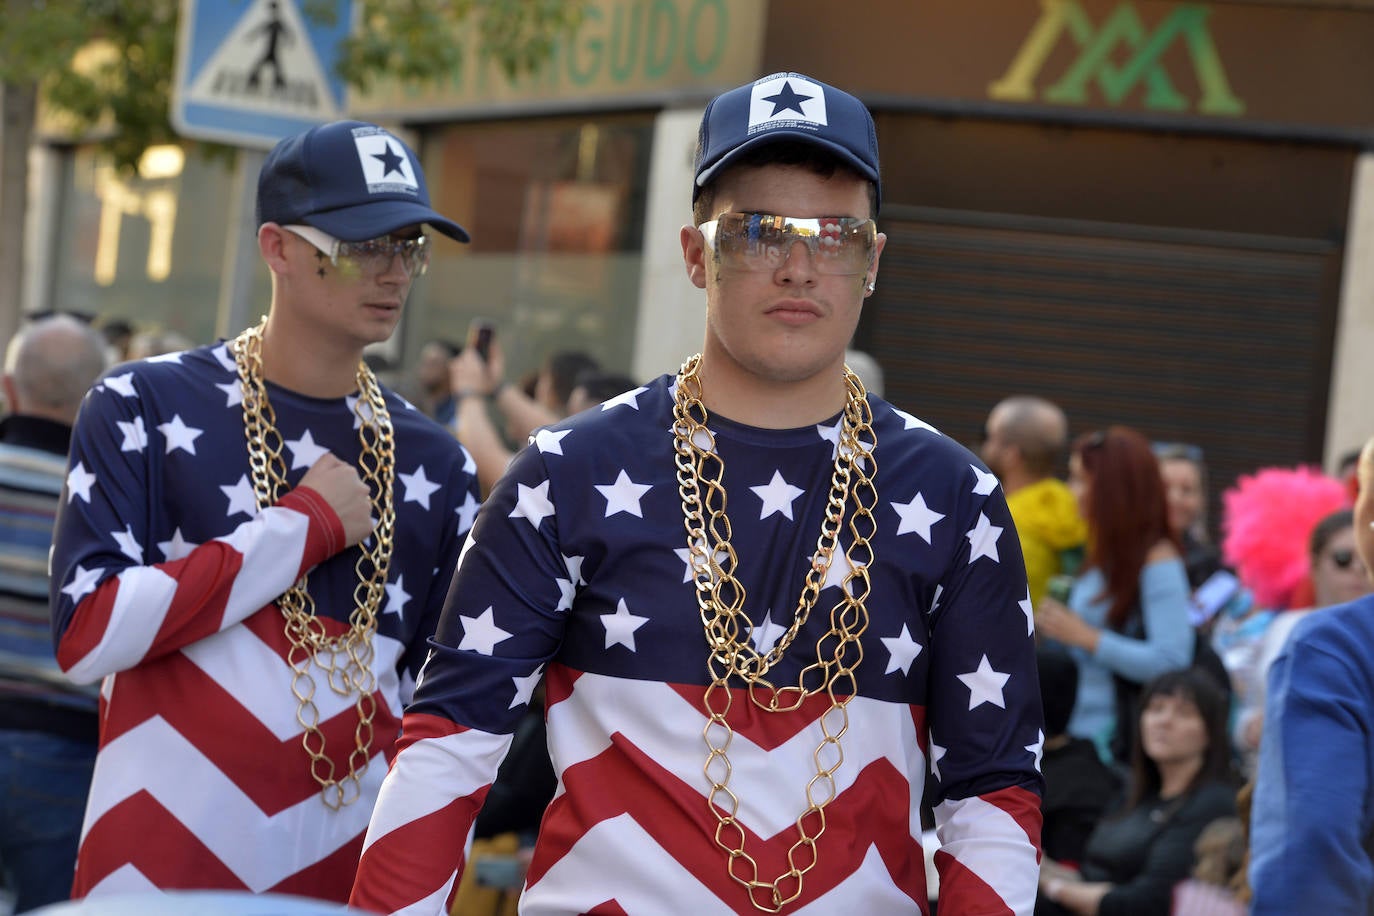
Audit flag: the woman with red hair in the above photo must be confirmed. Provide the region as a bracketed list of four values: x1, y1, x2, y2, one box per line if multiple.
[1038, 426, 1194, 766]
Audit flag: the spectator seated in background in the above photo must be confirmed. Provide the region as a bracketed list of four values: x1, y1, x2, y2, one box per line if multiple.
[1037, 644, 1122, 878]
[1153, 443, 1224, 592]
[1038, 668, 1238, 916]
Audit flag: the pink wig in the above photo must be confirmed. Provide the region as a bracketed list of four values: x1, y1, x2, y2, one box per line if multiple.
[1221, 466, 1351, 610]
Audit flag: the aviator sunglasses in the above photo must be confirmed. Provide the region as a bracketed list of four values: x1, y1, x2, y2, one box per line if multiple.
[697, 212, 877, 276]
[285, 224, 431, 277]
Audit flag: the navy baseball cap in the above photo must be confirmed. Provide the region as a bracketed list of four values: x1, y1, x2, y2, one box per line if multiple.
[694, 72, 881, 210]
[256, 120, 470, 243]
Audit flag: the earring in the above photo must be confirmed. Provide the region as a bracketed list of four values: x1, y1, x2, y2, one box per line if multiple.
[865, 281, 876, 293]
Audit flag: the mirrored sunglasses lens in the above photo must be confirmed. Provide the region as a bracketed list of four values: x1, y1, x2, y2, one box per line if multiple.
[709, 214, 873, 275]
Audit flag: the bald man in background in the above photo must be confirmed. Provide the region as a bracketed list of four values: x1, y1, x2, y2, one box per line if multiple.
[982, 396, 1087, 608]
[0, 315, 108, 912]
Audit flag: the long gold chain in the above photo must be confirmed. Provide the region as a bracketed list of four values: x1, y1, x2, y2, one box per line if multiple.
[672, 354, 879, 912]
[230, 318, 396, 810]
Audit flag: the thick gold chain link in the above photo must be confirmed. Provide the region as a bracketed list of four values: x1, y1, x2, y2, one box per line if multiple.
[672, 355, 879, 912]
[230, 318, 396, 810]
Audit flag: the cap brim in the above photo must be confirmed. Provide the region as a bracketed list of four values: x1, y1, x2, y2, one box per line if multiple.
[306, 199, 471, 243]
[695, 131, 880, 202]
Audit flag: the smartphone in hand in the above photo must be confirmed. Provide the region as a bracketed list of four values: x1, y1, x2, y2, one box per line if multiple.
[469, 319, 495, 363]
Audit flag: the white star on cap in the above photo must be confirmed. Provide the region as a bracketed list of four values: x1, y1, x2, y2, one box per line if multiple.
[102, 372, 137, 398]
[970, 464, 999, 496]
[891, 492, 944, 543]
[458, 607, 513, 656]
[751, 470, 805, 521]
[157, 527, 197, 561]
[596, 470, 652, 518]
[510, 480, 555, 530]
[221, 475, 259, 519]
[158, 414, 203, 455]
[111, 526, 143, 563]
[399, 465, 441, 509]
[881, 624, 923, 676]
[117, 417, 148, 453]
[286, 430, 329, 471]
[66, 462, 96, 504]
[965, 512, 1003, 564]
[1020, 587, 1035, 637]
[534, 428, 572, 455]
[61, 564, 104, 604]
[957, 654, 1011, 710]
[600, 598, 649, 652]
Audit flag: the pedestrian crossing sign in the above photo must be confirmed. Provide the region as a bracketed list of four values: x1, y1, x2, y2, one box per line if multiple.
[172, 0, 353, 147]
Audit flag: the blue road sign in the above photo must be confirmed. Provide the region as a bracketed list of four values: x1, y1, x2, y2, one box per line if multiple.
[172, 0, 353, 148]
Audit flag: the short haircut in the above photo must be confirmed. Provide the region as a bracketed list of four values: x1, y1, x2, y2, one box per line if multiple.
[543, 351, 601, 410]
[573, 371, 638, 406]
[692, 140, 879, 227]
[992, 396, 1068, 477]
[5, 315, 108, 416]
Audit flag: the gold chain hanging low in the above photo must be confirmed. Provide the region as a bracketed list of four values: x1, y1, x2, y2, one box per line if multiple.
[672, 354, 880, 912]
[230, 318, 397, 810]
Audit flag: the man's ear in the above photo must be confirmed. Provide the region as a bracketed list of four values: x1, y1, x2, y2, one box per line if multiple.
[680, 225, 708, 290]
[864, 231, 888, 298]
[258, 223, 291, 275]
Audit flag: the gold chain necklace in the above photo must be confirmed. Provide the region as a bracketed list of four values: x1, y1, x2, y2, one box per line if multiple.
[229, 318, 396, 810]
[672, 354, 879, 912]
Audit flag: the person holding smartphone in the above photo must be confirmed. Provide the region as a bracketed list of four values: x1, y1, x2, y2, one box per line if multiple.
[353, 73, 1043, 915]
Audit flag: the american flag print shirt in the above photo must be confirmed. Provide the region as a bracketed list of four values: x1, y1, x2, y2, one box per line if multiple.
[49, 343, 480, 902]
[352, 375, 1044, 915]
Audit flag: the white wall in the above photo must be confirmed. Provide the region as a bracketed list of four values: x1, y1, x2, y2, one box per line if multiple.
[1325, 151, 1374, 470]
[631, 107, 706, 384]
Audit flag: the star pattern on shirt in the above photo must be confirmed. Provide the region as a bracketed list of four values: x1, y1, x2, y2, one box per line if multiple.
[61, 564, 103, 603]
[1026, 729, 1045, 772]
[880, 624, 923, 676]
[103, 372, 138, 398]
[399, 465, 441, 509]
[763, 79, 813, 117]
[344, 395, 374, 429]
[815, 419, 842, 458]
[454, 492, 480, 534]
[158, 414, 203, 455]
[554, 575, 577, 613]
[1019, 587, 1035, 637]
[964, 512, 1003, 564]
[564, 554, 586, 586]
[534, 428, 572, 455]
[891, 492, 944, 543]
[892, 408, 940, 434]
[957, 654, 1011, 710]
[384, 575, 411, 617]
[601, 386, 648, 411]
[817, 547, 861, 595]
[929, 584, 944, 615]
[216, 380, 243, 408]
[286, 430, 330, 471]
[221, 475, 259, 519]
[751, 609, 788, 655]
[600, 598, 649, 652]
[66, 462, 96, 504]
[970, 464, 999, 496]
[929, 742, 947, 781]
[596, 470, 652, 518]
[211, 343, 236, 374]
[115, 416, 148, 453]
[458, 607, 513, 655]
[510, 664, 544, 710]
[111, 525, 143, 563]
[674, 541, 730, 584]
[157, 527, 197, 561]
[510, 480, 555, 530]
[751, 470, 805, 520]
[147, 351, 184, 364]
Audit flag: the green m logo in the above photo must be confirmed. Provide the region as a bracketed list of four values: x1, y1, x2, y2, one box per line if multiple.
[989, 0, 1244, 116]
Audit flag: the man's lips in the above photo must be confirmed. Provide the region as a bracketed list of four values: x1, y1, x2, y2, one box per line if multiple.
[766, 300, 823, 324]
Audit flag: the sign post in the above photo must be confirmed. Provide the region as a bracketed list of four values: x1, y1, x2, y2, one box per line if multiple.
[172, 0, 353, 337]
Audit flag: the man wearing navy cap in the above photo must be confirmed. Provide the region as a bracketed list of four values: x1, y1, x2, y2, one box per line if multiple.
[353, 74, 1043, 915]
[49, 120, 481, 902]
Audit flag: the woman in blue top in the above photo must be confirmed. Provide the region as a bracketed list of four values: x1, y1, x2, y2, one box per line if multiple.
[1038, 426, 1194, 765]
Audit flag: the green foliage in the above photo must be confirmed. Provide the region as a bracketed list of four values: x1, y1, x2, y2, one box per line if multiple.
[0, 0, 585, 173]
